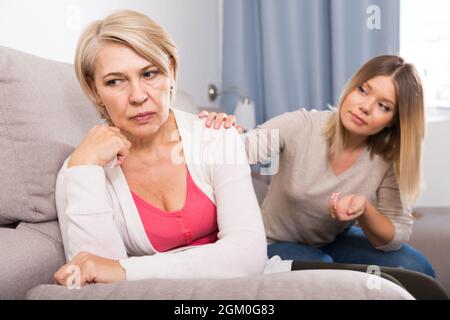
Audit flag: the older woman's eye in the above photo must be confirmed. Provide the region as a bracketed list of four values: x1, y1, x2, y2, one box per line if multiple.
[143, 70, 159, 79]
[106, 79, 122, 87]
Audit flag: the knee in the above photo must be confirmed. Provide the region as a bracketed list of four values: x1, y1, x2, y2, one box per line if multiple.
[390, 245, 436, 278]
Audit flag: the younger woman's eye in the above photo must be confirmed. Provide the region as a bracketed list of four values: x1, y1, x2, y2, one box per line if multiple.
[379, 103, 391, 112]
[358, 86, 367, 94]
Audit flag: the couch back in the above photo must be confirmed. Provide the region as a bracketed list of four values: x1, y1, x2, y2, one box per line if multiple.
[0, 46, 202, 226]
[0, 46, 102, 225]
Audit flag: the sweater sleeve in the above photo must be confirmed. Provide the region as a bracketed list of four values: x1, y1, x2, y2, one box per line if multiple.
[374, 166, 414, 252]
[55, 159, 128, 262]
[244, 108, 312, 166]
[118, 128, 268, 280]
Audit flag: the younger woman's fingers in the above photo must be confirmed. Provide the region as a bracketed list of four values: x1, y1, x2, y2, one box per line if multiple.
[346, 195, 358, 215]
[198, 110, 209, 118]
[224, 115, 237, 128]
[214, 113, 228, 129]
[205, 112, 218, 127]
[236, 126, 246, 134]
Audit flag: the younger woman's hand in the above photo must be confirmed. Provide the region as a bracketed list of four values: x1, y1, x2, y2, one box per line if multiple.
[198, 110, 245, 133]
[328, 192, 367, 222]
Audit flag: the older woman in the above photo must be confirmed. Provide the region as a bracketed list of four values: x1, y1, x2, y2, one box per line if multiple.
[53, 10, 267, 287]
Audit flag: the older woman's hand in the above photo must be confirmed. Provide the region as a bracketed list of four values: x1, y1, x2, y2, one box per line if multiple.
[54, 252, 126, 288]
[328, 192, 367, 222]
[198, 110, 246, 133]
[68, 125, 132, 168]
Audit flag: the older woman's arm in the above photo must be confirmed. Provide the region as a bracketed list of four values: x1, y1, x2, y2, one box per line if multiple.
[118, 128, 268, 280]
[55, 158, 128, 262]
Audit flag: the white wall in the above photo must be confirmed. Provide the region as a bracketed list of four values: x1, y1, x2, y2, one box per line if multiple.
[0, 0, 221, 107]
[416, 111, 450, 207]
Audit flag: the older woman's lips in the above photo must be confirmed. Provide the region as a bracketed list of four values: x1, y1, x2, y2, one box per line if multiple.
[130, 112, 155, 123]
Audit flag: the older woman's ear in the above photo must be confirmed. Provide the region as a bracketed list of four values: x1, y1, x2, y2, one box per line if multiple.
[169, 57, 177, 81]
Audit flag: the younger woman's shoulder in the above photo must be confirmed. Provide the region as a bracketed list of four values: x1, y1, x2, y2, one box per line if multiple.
[306, 107, 334, 124]
[259, 107, 334, 132]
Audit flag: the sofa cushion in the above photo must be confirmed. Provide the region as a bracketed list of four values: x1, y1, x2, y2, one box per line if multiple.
[410, 207, 450, 296]
[0, 220, 65, 299]
[26, 269, 414, 300]
[0, 46, 102, 225]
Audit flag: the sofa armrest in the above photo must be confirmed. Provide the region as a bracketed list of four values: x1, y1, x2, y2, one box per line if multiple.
[26, 269, 414, 300]
[0, 220, 65, 299]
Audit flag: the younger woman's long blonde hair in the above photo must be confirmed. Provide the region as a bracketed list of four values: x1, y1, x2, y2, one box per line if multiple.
[324, 55, 425, 203]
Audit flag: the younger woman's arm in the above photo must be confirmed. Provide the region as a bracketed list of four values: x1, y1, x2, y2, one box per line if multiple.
[329, 166, 413, 251]
[370, 166, 414, 251]
[199, 109, 314, 167]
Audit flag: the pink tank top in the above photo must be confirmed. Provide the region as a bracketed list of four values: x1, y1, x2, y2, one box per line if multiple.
[131, 169, 218, 252]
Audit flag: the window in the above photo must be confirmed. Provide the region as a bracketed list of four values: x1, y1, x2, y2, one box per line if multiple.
[401, 0, 450, 108]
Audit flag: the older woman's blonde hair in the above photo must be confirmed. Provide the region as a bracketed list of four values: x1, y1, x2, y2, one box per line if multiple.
[324, 55, 425, 203]
[74, 10, 179, 124]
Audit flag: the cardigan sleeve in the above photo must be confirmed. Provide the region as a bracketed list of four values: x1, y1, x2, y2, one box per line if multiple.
[55, 158, 128, 262]
[119, 127, 268, 280]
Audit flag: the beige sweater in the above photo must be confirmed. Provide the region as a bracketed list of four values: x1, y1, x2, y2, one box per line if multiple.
[244, 108, 414, 251]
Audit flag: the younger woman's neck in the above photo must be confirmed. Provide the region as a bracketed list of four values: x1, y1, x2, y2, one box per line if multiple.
[344, 132, 368, 152]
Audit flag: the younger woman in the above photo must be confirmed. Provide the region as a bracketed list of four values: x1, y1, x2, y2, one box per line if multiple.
[200, 55, 435, 278]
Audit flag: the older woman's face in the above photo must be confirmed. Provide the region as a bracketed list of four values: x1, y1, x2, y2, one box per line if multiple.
[340, 75, 397, 137]
[93, 42, 173, 137]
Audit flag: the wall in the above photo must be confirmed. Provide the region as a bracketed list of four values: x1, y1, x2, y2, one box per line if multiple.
[0, 0, 221, 106]
[416, 110, 450, 207]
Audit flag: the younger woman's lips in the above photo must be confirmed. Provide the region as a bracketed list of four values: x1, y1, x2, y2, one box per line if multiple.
[350, 112, 367, 126]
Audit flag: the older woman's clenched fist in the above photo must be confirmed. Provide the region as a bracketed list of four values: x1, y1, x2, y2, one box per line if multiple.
[68, 125, 132, 168]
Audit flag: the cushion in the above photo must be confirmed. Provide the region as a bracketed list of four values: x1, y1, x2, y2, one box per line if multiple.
[0, 220, 65, 299]
[0, 46, 102, 225]
[26, 269, 414, 300]
[410, 207, 450, 296]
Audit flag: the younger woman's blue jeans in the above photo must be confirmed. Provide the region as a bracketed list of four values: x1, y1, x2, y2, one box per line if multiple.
[267, 226, 436, 278]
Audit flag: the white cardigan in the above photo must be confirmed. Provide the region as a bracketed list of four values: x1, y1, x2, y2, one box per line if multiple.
[55, 108, 268, 280]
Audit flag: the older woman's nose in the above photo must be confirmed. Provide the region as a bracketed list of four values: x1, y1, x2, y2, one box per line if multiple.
[129, 82, 149, 105]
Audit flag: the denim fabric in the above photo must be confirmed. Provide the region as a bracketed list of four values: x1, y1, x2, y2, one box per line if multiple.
[268, 226, 436, 278]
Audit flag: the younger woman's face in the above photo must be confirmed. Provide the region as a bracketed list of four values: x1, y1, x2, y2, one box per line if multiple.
[340, 75, 398, 137]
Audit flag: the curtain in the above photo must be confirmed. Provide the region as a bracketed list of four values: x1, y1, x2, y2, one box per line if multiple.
[220, 0, 399, 124]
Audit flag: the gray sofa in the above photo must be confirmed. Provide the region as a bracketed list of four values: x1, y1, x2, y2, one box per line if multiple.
[0, 45, 436, 300]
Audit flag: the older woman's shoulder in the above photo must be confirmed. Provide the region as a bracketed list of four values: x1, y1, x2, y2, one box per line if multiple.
[172, 107, 243, 149]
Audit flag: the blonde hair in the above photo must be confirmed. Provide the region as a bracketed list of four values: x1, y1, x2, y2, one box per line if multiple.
[74, 10, 179, 124]
[324, 55, 425, 203]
